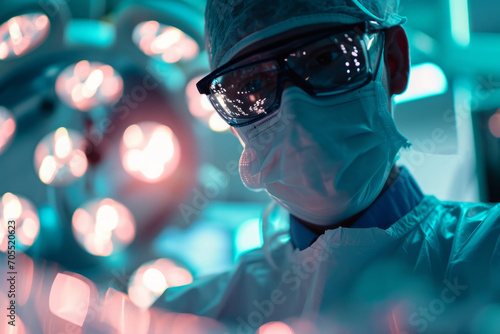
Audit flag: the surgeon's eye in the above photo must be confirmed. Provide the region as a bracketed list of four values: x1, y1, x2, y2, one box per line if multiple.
[314, 51, 342, 66]
[240, 79, 263, 94]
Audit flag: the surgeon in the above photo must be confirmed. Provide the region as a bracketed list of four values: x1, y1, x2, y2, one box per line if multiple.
[154, 0, 500, 332]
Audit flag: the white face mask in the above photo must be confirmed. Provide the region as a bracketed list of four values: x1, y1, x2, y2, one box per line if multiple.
[234, 63, 409, 226]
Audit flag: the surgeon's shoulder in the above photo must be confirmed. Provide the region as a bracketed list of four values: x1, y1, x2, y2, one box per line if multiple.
[427, 196, 500, 247]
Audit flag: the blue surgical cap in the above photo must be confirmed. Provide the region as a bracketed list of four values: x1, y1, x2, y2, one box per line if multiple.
[205, 0, 406, 70]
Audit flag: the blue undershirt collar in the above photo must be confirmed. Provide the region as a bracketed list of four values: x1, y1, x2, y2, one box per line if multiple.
[289, 167, 424, 251]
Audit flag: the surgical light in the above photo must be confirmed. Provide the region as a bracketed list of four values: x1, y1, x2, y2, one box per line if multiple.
[72, 198, 136, 257]
[120, 122, 181, 183]
[55, 60, 124, 111]
[128, 258, 193, 309]
[0, 193, 40, 252]
[395, 63, 448, 104]
[0, 13, 50, 60]
[34, 127, 88, 186]
[0, 106, 15, 155]
[186, 77, 229, 132]
[132, 21, 199, 63]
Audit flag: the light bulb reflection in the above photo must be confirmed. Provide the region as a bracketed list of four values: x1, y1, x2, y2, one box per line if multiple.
[55, 61, 123, 111]
[128, 258, 193, 309]
[72, 198, 135, 257]
[0, 107, 15, 155]
[0, 193, 40, 252]
[120, 122, 181, 183]
[186, 77, 229, 132]
[132, 21, 199, 63]
[0, 13, 50, 60]
[34, 127, 88, 186]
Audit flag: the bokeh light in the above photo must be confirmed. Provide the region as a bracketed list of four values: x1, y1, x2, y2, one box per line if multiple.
[488, 111, 500, 138]
[186, 77, 229, 132]
[72, 198, 136, 257]
[0, 193, 40, 252]
[128, 258, 193, 309]
[49, 273, 90, 326]
[120, 122, 181, 183]
[34, 127, 88, 186]
[0, 13, 50, 60]
[55, 60, 124, 111]
[101, 288, 150, 334]
[132, 21, 199, 63]
[0, 106, 15, 155]
[258, 322, 296, 334]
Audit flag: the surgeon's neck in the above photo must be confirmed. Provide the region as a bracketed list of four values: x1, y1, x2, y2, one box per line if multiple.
[293, 165, 401, 235]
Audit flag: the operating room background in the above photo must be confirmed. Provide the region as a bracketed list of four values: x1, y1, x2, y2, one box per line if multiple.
[0, 0, 499, 310]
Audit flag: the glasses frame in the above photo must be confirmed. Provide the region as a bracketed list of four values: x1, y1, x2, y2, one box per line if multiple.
[197, 21, 386, 127]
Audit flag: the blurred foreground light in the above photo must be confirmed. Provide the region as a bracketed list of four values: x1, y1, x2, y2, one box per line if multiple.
[0, 13, 50, 60]
[49, 273, 90, 326]
[132, 21, 199, 63]
[72, 198, 135, 256]
[101, 289, 150, 334]
[234, 218, 263, 262]
[128, 258, 193, 309]
[258, 322, 295, 334]
[0, 106, 15, 155]
[55, 60, 124, 111]
[0, 193, 39, 252]
[489, 111, 500, 138]
[186, 77, 229, 132]
[34, 127, 88, 186]
[395, 63, 448, 104]
[120, 122, 181, 183]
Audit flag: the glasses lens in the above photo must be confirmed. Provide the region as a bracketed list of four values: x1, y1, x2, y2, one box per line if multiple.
[285, 30, 372, 94]
[209, 60, 279, 125]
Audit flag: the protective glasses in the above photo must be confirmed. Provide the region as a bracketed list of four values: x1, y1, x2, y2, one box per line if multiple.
[197, 22, 385, 127]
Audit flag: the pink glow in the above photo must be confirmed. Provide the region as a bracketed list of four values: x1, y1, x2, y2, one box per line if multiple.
[0, 13, 50, 60]
[34, 127, 88, 186]
[0, 107, 15, 155]
[489, 112, 500, 138]
[120, 122, 181, 183]
[101, 288, 150, 334]
[0, 193, 39, 252]
[72, 198, 136, 256]
[49, 273, 90, 326]
[258, 322, 296, 334]
[56, 61, 123, 111]
[132, 21, 199, 63]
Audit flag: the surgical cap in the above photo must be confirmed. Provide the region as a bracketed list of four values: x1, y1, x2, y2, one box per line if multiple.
[205, 0, 406, 70]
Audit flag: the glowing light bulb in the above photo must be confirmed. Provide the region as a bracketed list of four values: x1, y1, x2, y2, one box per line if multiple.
[0, 13, 50, 60]
[186, 77, 229, 132]
[34, 128, 88, 186]
[120, 122, 181, 183]
[0, 106, 15, 155]
[72, 198, 135, 257]
[132, 21, 199, 63]
[0, 193, 40, 252]
[128, 258, 193, 309]
[55, 61, 123, 111]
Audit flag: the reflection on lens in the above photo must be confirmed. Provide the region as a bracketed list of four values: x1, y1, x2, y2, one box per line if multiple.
[0, 193, 40, 252]
[0, 13, 50, 60]
[34, 127, 88, 186]
[72, 198, 136, 257]
[0, 106, 15, 155]
[120, 122, 181, 183]
[186, 77, 229, 132]
[132, 21, 199, 63]
[55, 60, 124, 111]
[128, 258, 193, 309]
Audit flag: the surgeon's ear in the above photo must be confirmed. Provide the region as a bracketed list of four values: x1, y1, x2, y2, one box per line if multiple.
[384, 26, 410, 95]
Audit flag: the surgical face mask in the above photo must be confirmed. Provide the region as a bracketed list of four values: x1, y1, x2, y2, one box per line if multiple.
[234, 60, 409, 226]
